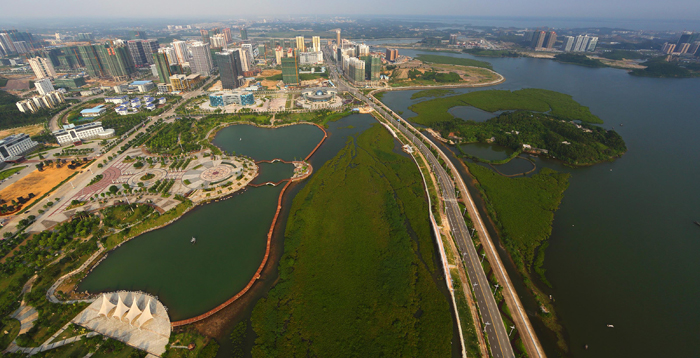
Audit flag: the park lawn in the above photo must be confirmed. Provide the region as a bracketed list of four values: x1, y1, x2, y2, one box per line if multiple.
[162, 328, 218, 358]
[0, 77, 7, 87]
[415, 54, 493, 70]
[0, 166, 26, 180]
[92, 343, 147, 358]
[0, 317, 20, 350]
[466, 163, 570, 280]
[251, 124, 453, 357]
[408, 88, 604, 126]
[29, 338, 97, 358]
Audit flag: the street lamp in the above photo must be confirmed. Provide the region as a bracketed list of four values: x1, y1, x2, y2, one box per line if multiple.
[480, 252, 486, 263]
[509, 325, 516, 337]
[483, 322, 491, 333]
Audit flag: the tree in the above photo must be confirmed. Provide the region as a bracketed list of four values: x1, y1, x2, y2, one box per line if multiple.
[109, 185, 119, 194]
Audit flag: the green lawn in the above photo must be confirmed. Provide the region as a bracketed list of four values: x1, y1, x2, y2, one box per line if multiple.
[0, 166, 26, 180]
[408, 88, 604, 126]
[0, 317, 20, 350]
[162, 328, 218, 358]
[251, 124, 453, 357]
[415, 54, 493, 70]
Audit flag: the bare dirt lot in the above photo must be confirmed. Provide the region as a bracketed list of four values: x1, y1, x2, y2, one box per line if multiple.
[0, 164, 79, 212]
[0, 124, 45, 139]
[2, 79, 30, 91]
[259, 69, 281, 77]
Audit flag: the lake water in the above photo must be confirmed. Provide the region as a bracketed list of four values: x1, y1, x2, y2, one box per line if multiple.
[382, 49, 700, 357]
[211, 124, 325, 161]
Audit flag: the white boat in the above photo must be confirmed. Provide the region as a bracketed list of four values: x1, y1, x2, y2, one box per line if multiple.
[607, 324, 614, 328]
[191, 237, 196, 244]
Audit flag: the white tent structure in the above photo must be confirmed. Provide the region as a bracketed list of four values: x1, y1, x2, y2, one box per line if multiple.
[136, 298, 154, 328]
[98, 294, 116, 318]
[124, 296, 143, 326]
[113, 294, 130, 321]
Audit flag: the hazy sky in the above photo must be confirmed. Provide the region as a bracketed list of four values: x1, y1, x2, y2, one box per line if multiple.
[1, 0, 699, 24]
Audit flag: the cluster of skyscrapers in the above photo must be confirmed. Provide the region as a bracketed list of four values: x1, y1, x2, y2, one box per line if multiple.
[524, 30, 597, 52]
[0, 30, 38, 56]
[661, 32, 699, 55]
[562, 35, 598, 52]
[527, 30, 558, 50]
[334, 41, 381, 83]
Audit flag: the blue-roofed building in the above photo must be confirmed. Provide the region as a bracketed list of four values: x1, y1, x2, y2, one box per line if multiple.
[81, 105, 106, 117]
[129, 80, 154, 92]
[145, 103, 156, 110]
[115, 106, 129, 115]
[209, 91, 256, 107]
[105, 95, 129, 104]
[158, 97, 166, 104]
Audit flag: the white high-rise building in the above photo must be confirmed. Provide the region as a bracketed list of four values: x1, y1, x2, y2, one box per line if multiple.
[172, 40, 189, 64]
[12, 41, 30, 54]
[563, 36, 575, 52]
[233, 48, 249, 72]
[161, 47, 178, 65]
[312, 36, 321, 52]
[275, 46, 284, 65]
[0, 33, 16, 55]
[188, 42, 213, 75]
[35, 78, 54, 96]
[28, 57, 57, 79]
[299, 51, 323, 65]
[573, 35, 590, 52]
[241, 43, 255, 70]
[356, 44, 370, 57]
[210, 34, 227, 49]
[296, 36, 305, 51]
[586, 37, 598, 52]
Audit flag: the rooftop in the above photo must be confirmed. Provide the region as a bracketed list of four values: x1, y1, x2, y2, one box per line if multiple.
[130, 80, 152, 85]
[81, 105, 106, 114]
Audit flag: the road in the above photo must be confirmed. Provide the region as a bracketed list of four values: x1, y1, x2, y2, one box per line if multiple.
[325, 52, 537, 358]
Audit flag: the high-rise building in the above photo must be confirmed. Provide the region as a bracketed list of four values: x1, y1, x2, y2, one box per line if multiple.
[573, 35, 591, 52]
[214, 50, 242, 90]
[563, 36, 575, 52]
[222, 28, 233, 44]
[336, 30, 341, 46]
[0, 33, 16, 55]
[449, 34, 458, 45]
[688, 42, 700, 55]
[142, 40, 159, 65]
[676, 42, 690, 54]
[240, 27, 248, 40]
[531, 31, 546, 49]
[385, 48, 398, 62]
[275, 46, 284, 65]
[96, 43, 136, 80]
[281, 56, 299, 85]
[362, 56, 381, 81]
[189, 42, 213, 75]
[296, 36, 305, 52]
[28, 57, 57, 79]
[299, 51, 323, 65]
[153, 51, 172, 84]
[348, 57, 366, 83]
[677, 32, 693, 46]
[312, 36, 321, 52]
[132, 30, 148, 40]
[544, 31, 557, 49]
[200, 29, 210, 44]
[661, 42, 676, 54]
[172, 40, 189, 64]
[78, 45, 104, 77]
[210, 34, 227, 49]
[161, 47, 177, 65]
[12, 41, 30, 54]
[356, 44, 370, 57]
[586, 37, 598, 52]
[34, 78, 54, 96]
[76, 33, 93, 41]
[241, 44, 255, 70]
[127, 40, 149, 67]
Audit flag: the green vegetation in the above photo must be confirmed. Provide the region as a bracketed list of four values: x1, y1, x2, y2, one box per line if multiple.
[0, 166, 26, 180]
[466, 163, 569, 349]
[0, 317, 20, 350]
[463, 49, 521, 58]
[450, 270, 481, 357]
[599, 50, 647, 61]
[553, 53, 607, 68]
[86, 174, 104, 187]
[407, 69, 463, 83]
[251, 125, 452, 357]
[630, 58, 695, 78]
[409, 88, 604, 125]
[162, 328, 218, 358]
[229, 320, 249, 358]
[0, 77, 7, 87]
[415, 54, 493, 70]
[140, 173, 155, 181]
[446, 111, 626, 165]
[411, 89, 456, 99]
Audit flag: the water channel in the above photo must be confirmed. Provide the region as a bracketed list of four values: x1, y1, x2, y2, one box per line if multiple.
[381, 49, 700, 357]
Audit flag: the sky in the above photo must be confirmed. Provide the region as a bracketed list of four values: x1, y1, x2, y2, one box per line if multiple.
[1, 0, 699, 29]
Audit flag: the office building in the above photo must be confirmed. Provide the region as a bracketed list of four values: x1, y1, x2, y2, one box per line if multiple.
[209, 91, 255, 107]
[449, 34, 458, 45]
[312, 36, 321, 52]
[172, 40, 189, 64]
[544, 31, 557, 49]
[356, 44, 369, 57]
[241, 43, 255, 69]
[336, 30, 341, 46]
[348, 57, 366, 83]
[52, 123, 114, 145]
[240, 27, 248, 40]
[28, 57, 57, 79]
[222, 28, 233, 44]
[363, 56, 381, 81]
[386, 48, 398, 62]
[189, 42, 213, 75]
[296, 36, 305, 51]
[215, 50, 243, 90]
[563, 36, 575, 52]
[531, 31, 546, 49]
[281, 56, 299, 85]
[299, 51, 323, 65]
[169, 74, 201, 91]
[211, 34, 227, 49]
[153, 51, 171, 84]
[275, 46, 284, 65]
[34, 78, 54, 96]
[0, 134, 37, 162]
[54, 75, 86, 89]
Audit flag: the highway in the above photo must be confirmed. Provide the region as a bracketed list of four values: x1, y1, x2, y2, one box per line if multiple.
[325, 51, 527, 357]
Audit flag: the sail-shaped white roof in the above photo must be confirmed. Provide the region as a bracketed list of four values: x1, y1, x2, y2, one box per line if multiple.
[113, 294, 130, 320]
[136, 298, 154, 328]
[98, 294, 116, 317]
[124, 296, 143, 325]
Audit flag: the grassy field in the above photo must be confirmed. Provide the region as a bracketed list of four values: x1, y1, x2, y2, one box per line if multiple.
[0, 77, 7, 87]
[0, 317, 20, 350]
[411, 89, 456, 99]
[0, 166, 26, 180]
[409, 88, 604, 126]
[415, 54, 493, 70]
[251, 124, 453, 357]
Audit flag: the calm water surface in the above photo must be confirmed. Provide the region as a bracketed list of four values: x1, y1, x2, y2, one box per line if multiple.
[383, 49, 700, 357]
